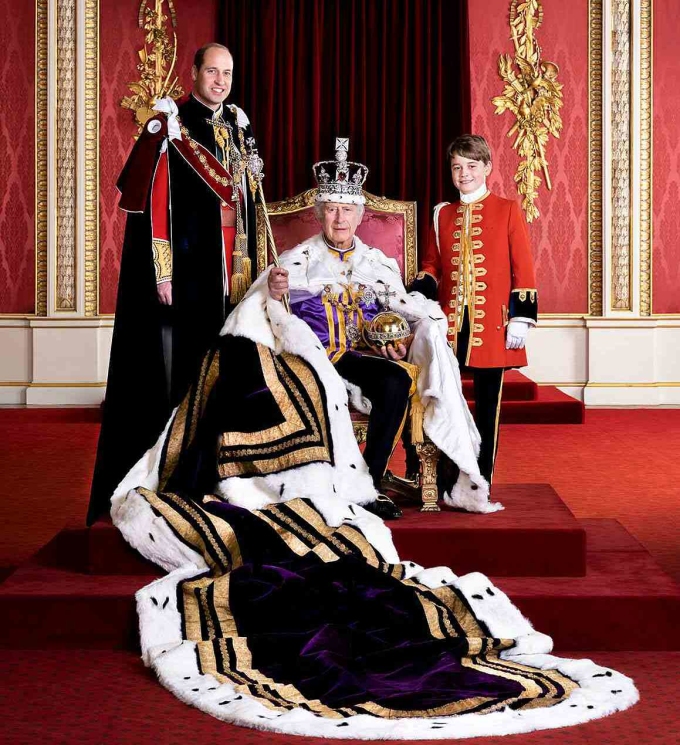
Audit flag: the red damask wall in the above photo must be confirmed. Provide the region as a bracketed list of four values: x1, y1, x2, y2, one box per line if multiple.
[468, 0, 589, 314]
[99, 0, 219, 314]
[652, 0, 680, 314]
[0, 0, 35, 314]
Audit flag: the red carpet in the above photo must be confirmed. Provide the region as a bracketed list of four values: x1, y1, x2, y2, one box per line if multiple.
[2, 408, 680, 742]
[3, 649, 678, 745]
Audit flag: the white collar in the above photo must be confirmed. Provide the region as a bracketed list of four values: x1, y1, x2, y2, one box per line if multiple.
[460, 183, 488, 204]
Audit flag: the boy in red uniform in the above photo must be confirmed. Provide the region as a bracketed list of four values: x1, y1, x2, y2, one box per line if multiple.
[411, 135, 537, 489]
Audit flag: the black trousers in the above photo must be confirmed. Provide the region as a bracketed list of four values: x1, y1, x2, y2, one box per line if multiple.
[455, 308, 504, 484]
[335, 352, 412, 489]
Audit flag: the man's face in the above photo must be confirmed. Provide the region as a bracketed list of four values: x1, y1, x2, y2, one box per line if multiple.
[450, 153, 492, 195]
[318, 202, 362, 249]
[191, 47, 233, 110]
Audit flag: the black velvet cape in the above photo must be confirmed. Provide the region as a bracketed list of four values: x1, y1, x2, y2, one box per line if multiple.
[87, 95, 258, 524]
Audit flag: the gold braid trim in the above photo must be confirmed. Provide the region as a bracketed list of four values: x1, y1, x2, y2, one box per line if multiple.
[152, 238, 172, 284]
[511, 288, 538, 303]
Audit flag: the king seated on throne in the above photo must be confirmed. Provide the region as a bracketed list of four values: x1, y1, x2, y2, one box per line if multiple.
[266, 139, 502, 516]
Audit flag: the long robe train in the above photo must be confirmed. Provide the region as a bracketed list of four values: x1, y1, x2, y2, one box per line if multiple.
[111, 316, 638, 738]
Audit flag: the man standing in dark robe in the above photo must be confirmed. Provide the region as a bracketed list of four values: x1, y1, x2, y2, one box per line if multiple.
[88, 43, 262, 524]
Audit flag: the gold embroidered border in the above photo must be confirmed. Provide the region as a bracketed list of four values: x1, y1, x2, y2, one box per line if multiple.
[218, 350, 331, 477]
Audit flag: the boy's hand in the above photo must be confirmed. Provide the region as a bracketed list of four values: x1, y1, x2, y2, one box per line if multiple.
[506, 320, 529, 350]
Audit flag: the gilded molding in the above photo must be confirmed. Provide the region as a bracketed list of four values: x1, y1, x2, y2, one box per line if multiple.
[491, 0, 563, 223]
[639, 0, 652, 316]
[56, 0, 77, 311]
[610, 0, 632, 310]
[120, 0, 183, 131]
[588, 0, 603, 316]
[84, 0, 99, 316]
[35, 0, 48, 316]
[256, 189, 417, 285]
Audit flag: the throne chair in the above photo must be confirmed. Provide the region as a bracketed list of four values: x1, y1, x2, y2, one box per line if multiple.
[256, 189, 441, 512]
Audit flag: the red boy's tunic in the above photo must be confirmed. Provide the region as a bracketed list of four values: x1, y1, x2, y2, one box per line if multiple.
[419, 192, 538, 369]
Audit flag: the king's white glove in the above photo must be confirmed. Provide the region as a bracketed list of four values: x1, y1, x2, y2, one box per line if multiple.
[505, 320, 530, 350]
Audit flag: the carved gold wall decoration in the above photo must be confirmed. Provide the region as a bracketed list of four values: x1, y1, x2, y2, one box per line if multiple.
[492, 0, 563, 223]
[56, 0, 77, 311]
[84, 0, 100, 316]
[639, 0, 652, 316]
[588, 0, 603, 316]
[35, 0, 48, 316]
[610, 0, 632, 310]
[121, 0, 183, 130]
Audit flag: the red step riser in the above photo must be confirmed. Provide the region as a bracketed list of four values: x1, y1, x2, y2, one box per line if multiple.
[393, 529, 586, 577]
[1, 588, 676, 652]
[462, 380, 536, 401]
[509, 596, 679, 652]
[86, 485, 588, 578]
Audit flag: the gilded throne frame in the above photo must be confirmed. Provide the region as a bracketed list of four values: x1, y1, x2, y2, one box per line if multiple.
[255, 189, 441, 512]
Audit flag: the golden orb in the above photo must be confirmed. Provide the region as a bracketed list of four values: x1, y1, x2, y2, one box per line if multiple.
[363, 311, 413, 352]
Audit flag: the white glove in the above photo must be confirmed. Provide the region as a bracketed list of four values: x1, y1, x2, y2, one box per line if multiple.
[505, 320, 530, 350]
[152, 96, 182, 142]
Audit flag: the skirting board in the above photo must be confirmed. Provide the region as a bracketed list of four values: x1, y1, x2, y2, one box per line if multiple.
[2, 318, 680, 407]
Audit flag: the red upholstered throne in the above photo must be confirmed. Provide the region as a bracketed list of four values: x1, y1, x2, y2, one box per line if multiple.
[255, 189, 440, 511]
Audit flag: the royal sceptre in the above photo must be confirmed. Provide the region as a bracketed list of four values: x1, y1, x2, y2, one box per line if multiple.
[245, 140, 291, 313]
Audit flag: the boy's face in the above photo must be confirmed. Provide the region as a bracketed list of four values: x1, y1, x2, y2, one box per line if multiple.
[450, 153, 492, 195]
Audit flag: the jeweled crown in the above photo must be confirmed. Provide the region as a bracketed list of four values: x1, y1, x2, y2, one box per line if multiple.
[312, 138, 369, 205]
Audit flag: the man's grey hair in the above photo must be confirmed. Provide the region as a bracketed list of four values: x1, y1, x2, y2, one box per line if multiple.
[313, 202, 365, 221]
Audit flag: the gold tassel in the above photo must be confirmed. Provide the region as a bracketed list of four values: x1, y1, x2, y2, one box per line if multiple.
[230, 273, 248, 304]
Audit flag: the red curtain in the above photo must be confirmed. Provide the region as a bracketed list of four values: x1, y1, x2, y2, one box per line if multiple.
[219, 0, 470, 253]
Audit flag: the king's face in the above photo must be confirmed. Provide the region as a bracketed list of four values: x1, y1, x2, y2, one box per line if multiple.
[319, 202, 362, 250]
[450, 154, 492, 195]
[191, 48, 233, 110]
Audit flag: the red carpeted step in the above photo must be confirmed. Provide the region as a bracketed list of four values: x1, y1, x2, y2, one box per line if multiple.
[0, 562, 142, 649]
[86, 518, 163, 576]
[466, 386, 585, 424]
[1, 520, 678, 652]
[0, 406, 101, 423]
[391, 484, 586, 577]
[461, 370, 537, 401]
[495, 518, 680, 651]
[84, 484, 585, 577]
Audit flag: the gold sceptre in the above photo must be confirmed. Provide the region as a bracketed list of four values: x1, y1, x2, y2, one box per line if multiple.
[245, 140, 291, 313]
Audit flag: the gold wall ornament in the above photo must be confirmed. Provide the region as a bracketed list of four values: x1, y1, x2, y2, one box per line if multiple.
[491, 0, 563, 223]
[610, 0, 632, 310]
[56, 0, 77, 311]
[35, 0, 48, 316]
[84, 0, 100, 316]
[588, 0, 604, 316]
[639, 0, 652, 316]
[121, 0, 183, 130]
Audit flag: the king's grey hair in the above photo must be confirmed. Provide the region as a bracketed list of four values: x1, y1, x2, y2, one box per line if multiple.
[313, 202, 365, 221]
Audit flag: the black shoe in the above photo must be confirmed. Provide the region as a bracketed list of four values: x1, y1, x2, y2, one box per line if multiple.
[364, 493, 402, 520]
